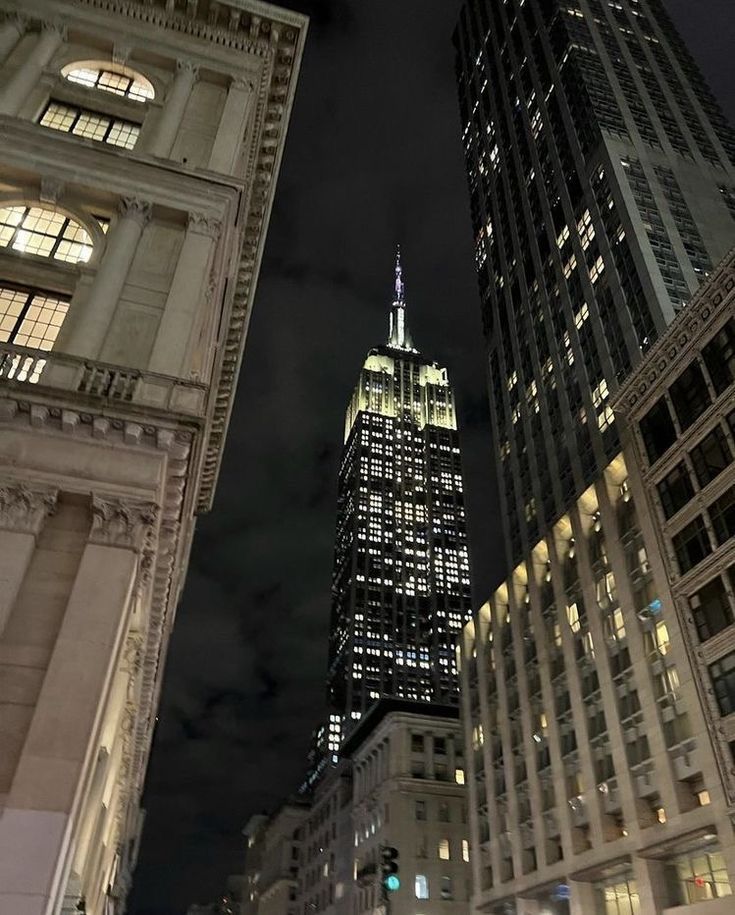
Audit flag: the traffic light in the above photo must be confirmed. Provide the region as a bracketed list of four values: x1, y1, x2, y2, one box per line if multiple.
[380, 845, 400, 893]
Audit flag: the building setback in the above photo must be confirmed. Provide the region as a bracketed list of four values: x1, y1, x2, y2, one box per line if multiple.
[0, 1, 305, 912]
[453, 0, 735, 566]
[459, 252, 735, 914]
[325, 254, 473, 741]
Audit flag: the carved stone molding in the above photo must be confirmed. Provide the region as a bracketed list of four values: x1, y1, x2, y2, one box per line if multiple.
[40, 18, 67, 40]
[176, 58, 200, 82]
[231, 76, 255, 93]
[188, 211, 221, 239]
[112, 42, 131, 65]
[90, 495, 158, 551]
[118, 196, 152, 227]
[135, 547, 155, 596]
[122, 631, 144, 677]
[1, 12, 28, 34]
[39, 175, 65, 205]
[0, 481, 57, 535]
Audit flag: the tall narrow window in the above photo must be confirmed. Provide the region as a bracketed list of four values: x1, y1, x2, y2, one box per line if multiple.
[670, 362, 712, 431]
[415, 874, 429, 900]
[0, 285, 70, 351]
[690, 427, 732, 489]
[691, 576, 735, 643]
[710, 651, 735, 717]
[438, 838, 450, 860]
[702, 318, 735, 395]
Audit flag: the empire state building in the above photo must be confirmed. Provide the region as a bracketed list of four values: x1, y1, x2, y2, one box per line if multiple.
[326, 252, 473, 741]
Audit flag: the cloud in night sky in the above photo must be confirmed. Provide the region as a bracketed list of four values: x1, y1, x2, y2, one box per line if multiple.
[129, 1, 735, 912]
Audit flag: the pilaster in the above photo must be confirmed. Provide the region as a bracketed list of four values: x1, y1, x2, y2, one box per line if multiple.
[0, 482, 57, 635]
[143, 59, 199, 159]
[0, 21, 64, 116]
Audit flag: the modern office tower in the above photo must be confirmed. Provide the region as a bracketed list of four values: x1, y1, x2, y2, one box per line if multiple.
[454, 0, 735, 565]
[615, 248, 735, 814]
[458, 258, 735, 914]
[326, 253, 473, 733]
[0, 1, 305, 913]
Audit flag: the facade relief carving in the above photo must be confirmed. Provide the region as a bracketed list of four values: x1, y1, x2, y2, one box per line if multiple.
[118, 196, 152, 226]
[0, 481, 58, 535]
[90, 495, 158, 551]
[176, 58, 200, 81]
[188, 211, 222, 239]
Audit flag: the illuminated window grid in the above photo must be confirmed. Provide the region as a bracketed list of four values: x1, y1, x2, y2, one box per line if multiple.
[0, 286, 70, 351]
[40, 102, 140, 150]
[0, 206, 93, 263]
[64, 67, 154, 102]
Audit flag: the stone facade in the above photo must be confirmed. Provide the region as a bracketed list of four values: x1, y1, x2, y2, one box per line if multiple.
[615, 247, 735, 822]
[242, 806, 307, 915]
[0, 2, 306, 914]
[345, 703, 471, 915]
[249, 703, 472, 915]
[460, 261, 735, 915]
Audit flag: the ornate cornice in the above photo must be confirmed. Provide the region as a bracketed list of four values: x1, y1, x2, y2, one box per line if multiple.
[613, 247, 735, 418]
[0, 481, 58, 535]
[196, 20, 305, 511]
[72, 0, 305, 57]
[90, 495, 158, 551]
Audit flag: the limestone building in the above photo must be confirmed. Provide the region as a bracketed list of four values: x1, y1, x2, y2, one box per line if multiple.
[458, 255, 735, 914]
[615, 249, 735, 821]
[0, 1, 305, 913]
[345, 700, 472, 915]
[247, 701, 472, 915]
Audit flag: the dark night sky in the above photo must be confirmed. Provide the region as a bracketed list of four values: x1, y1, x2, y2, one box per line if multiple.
[129, 2, 735, 912]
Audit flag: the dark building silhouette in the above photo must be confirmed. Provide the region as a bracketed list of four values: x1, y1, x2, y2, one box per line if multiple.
[454, 0, 735, 566]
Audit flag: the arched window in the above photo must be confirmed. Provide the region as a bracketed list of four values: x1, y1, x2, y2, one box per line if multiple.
[62, 63, 155, 102]
[0, 205, 95, 263]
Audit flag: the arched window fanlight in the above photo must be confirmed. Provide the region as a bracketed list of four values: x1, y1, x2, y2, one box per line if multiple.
[0, 205, 95, 263]
[62, 63, 155, 102]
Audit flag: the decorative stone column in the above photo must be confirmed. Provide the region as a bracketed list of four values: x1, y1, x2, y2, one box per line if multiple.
[0, 494, 157, 915]
[0, 13, 26, 64]
[208, 77, 254, 174]
[147, 212, 220, 377]
[0, 21, 64, 116]
[0, 482, 57, 635]
[60, 197, 151, 361]
[143, 59, 198, 159]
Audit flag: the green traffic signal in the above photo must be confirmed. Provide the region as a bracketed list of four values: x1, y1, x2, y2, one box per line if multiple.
[383, 875, 400, 892]
[380, 845, 400, 893]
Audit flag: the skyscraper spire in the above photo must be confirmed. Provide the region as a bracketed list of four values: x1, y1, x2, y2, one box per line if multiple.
[387, 245, 416, 351]
[394, 244, 405, 304]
